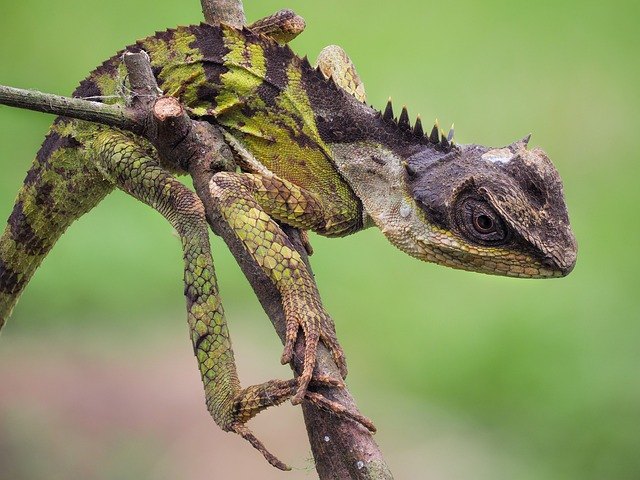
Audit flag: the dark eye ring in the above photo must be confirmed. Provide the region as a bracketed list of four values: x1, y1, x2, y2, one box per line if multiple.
[455, 196, 509, 245]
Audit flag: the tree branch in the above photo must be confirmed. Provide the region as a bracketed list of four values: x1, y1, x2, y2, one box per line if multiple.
[197, 2, 392, 477]
[0, 85, 138, 131]
[0, 2, 394, 477]
[201, 0, 245, 28]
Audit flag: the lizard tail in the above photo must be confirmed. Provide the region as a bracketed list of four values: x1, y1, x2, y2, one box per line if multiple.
[0, 23, 210, 328]
[0, 119, 113, 328]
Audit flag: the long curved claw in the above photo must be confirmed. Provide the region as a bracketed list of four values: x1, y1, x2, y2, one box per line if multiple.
[310, 374, 345, 389]
[226, 374, 372, 469]
[232, 423, 291, 471]
[280, 320, 298, 366]
[304, 392, 377, 433]
[319, 316, 348, 378]
[291, 328, 320, 404]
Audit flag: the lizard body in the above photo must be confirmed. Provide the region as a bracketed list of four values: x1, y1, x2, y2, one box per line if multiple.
[0, 19, 577, 469]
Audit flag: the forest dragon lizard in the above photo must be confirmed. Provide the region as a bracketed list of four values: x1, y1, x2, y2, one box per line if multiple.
[0, 9, 577, 470]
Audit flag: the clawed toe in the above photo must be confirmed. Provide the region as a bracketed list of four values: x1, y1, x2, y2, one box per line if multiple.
[231, 423, 291, 471]
[319, 316, 348, 378]
[291, 371, 312, 405]
[280, 328, 296, 366]
[304, 391, 377, 433]
[310, 374, 345, 389]
[225, 374, 373, 470]
[292, 374, 375, 432]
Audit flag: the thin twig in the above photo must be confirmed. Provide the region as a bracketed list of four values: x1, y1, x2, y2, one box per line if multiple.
[0, 85, 139, 131]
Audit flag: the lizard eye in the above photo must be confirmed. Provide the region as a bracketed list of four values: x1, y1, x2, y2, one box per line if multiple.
[455, 196, 509, 245]
[473, 213, 494, 233]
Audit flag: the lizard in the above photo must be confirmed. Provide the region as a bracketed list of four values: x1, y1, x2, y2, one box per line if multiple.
[0, 9, 577, 470]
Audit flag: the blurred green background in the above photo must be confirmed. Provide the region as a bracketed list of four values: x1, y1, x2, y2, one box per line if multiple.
[0, 1, 638, 479]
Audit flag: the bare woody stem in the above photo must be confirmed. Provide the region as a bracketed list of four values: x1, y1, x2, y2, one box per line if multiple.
[0, 85, 139, 132]
[201, 0, 245, 27]
[199, 2, 392, 478]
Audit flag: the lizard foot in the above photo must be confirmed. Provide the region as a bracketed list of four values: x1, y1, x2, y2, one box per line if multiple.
[228, 376, 373, 469]
[304, 388, 377, 433]
[279, 299, 347, 404]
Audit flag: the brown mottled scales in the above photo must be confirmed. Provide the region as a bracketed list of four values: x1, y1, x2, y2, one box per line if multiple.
[0, 16, 577, 471]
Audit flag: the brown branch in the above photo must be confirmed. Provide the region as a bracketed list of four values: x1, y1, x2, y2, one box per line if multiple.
[0, 85, 139, 131]
[198, 1, 392, 477]
[201, 0, 245, 28]
[123, 51, 161, 110]
[0, 2, 394, 477]
[190, 142, 392, 479]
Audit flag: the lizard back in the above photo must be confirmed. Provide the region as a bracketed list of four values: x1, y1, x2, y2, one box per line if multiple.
[1, 22, 370, 324]
[138, 23, 365, 230]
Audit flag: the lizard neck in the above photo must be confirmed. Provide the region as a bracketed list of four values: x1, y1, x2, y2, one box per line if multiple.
[329, 142, 418, 230]
[329, 139, 455, 260]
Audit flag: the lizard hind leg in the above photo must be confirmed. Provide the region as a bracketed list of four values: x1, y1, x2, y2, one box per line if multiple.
[91, 130, 312, 470]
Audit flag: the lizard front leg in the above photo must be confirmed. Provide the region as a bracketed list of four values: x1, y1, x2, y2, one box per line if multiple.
[89, 130, 367, 469]
[209, 172, 355, 403]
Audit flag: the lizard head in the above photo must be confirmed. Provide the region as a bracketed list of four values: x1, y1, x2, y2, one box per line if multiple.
[333, 120, 577, 279]
[386, 135, 577, 278]
[296, 59, 578, 278]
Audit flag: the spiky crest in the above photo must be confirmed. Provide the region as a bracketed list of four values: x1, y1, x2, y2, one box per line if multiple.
[398, 106, 410, 130]
[383, 98, 394, 121]
[429, 119, 440, 144]
[413, 115, 424, 137]
[375, 100, 455, 152]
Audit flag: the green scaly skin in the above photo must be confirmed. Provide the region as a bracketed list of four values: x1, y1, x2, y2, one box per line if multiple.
[0, 13, 577, 470]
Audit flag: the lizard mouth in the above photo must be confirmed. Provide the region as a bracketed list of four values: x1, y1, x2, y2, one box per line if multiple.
[541, 249, 577, 277]
[412, 236, 569, 279]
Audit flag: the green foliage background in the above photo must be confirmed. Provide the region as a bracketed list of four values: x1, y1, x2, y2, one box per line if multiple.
[0, 1, 638, 479]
